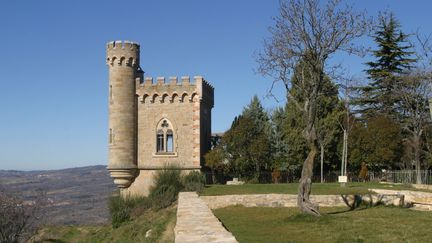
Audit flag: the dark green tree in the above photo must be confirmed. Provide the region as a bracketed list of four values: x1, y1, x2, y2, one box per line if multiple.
[283, 61, 342, 181]
[223, 115, 271, 181]
[204, 146, 226, 184]
[270, 107, 289, 171]
[222, 96, 272, 182]
[348, 115, 403, 172]
[358, 12, 416, 117]
[243, 95, 271, 134]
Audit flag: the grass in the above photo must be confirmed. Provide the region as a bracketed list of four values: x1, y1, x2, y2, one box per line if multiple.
[32, 169, 203, 242]
[33, 205, 176, 243]
[200, 182, 426, 196]
[214, 206, 432, 243]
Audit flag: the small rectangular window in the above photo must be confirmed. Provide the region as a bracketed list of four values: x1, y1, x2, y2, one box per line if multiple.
[109, 128, 113, 144]
[109, 85, 113, 103]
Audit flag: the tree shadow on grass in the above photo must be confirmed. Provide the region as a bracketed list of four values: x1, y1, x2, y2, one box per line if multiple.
[34, 239, 68, 243]
[327, 194, 381, 215]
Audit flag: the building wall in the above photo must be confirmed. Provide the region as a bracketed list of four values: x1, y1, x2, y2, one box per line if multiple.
[137, 81, 198, 169]
[107, 41, 214, 196]
[123, 76, 214, 196]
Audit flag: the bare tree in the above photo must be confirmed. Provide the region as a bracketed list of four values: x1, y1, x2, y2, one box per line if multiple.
[316, 109, 340, 183]
[0, 188, 46, 243]
[395, 32, 432, 183]
[338, 77, 357, 181]
[396, 71, 432, 184]
[257, 0, 370, 215]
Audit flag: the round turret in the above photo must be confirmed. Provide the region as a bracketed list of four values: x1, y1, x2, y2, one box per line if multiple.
[106, 40, 140, 188]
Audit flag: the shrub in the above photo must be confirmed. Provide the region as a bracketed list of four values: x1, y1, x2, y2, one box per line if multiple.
[108, 195, 130, 228]
[272, 169, 282, 183]
[151, 168, 183, 194]
[149, 169, 183, 209]
[108, 195, 148, 228]
[182, 171, 205, 192]
[359, 162, 368, 182]
[110, 169, 205, 220]
[150, 185, 178, 209]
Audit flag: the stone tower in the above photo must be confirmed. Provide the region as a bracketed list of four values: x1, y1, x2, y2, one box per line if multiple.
[106, 40, 214, 196]
[106, 41, 140, 189]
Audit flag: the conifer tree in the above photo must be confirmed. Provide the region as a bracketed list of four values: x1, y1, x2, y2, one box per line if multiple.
[284, 61, 342, 180]
[222, 96, 272, 181]
[359, 12, 416, 116]
[270, 107, 289, 171]
[242, 95, 271, 135]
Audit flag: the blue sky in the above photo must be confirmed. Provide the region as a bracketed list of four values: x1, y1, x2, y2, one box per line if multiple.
[0, 0, 431, 170]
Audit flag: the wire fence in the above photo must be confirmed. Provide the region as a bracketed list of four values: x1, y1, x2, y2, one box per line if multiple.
[203, 170, 432, 185]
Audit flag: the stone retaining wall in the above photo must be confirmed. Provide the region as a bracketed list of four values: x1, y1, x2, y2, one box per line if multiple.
[370, 189, 432, 210]
[175, 192, 237, 243]
[412, 184, 432, 191]
[201, 193, 403, 210]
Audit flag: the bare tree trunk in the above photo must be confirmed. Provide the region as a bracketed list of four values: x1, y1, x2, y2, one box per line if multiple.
[298, 109, 320, 215]
[298, 138, 320, 216]
[429, 98, 432, 120]
[344, 129, 348, 177]
[341, 130, 346, 176]
[254, 160, 261, 182]
[211, 168, 216, 184]
[320, 143, 324, 183]
[414, 134, 422, 184]
[345, 98, 350, 176]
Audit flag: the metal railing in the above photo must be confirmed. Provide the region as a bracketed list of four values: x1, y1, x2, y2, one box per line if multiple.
[382, 170, 432, 185]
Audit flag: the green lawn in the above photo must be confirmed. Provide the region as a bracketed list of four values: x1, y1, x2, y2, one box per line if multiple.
[214, 206, 432, 243]
[200, 182, 422, 196]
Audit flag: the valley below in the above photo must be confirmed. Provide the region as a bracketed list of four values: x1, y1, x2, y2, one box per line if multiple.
[0, 165, 117, 225]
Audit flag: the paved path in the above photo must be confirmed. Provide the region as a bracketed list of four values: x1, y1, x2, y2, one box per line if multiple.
[174, 192, 238, 243]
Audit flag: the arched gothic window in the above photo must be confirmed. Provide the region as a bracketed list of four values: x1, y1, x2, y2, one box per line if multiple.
[155, 119, 175, 154]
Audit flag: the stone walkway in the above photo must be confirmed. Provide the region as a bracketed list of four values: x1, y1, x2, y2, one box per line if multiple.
[174, 192, 238, 243]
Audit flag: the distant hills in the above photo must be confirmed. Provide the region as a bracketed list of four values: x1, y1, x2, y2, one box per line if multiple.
[0, 165, 117, 225]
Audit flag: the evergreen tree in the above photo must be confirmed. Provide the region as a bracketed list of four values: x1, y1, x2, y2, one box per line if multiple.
[270, 107, 289, 171]
[284, 99, 308, 171]
[284, 61, 342, 176]
[358, 12, 416, 116]
[222, 96, 272, 181]
[243, 95, 271, 135]
[348, 115, 403, 171]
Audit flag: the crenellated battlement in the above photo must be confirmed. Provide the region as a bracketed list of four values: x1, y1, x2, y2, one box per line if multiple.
[138, 76, 214, 88]
[136, 76, 214, 107]
[106, 40, 140, 67]
[106, 40, 140, 50]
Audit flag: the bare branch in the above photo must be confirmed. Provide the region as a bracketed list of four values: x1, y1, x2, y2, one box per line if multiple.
[256, 0, 371, 216]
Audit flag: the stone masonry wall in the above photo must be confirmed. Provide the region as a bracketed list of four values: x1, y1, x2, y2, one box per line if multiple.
[137, 77, 199, 170]
[201, 193, 405, 210]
